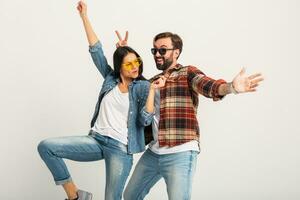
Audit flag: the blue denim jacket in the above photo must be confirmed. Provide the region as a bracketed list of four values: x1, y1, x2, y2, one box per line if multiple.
[88, 42, 153, 154]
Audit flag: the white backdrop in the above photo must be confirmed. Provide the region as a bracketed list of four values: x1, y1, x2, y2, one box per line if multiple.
[0, 0, 299, 199]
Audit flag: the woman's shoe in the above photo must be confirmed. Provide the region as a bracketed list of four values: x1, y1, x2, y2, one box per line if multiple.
[65, 189, 93, 200]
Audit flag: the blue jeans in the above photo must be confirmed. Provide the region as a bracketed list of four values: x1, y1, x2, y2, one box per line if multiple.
[124, 149, 198, 200]
[37, 132, 133, 200]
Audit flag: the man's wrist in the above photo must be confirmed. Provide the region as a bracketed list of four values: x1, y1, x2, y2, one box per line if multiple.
[229, 82, 238, 94]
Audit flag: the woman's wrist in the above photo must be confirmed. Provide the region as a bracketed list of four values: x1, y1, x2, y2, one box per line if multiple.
[80, 13, 88, 19]
[150, 83, 157, 90]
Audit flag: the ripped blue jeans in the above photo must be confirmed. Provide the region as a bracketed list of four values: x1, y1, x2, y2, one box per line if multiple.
[38, 131, 133, 200]
[124, 149, 198, 200]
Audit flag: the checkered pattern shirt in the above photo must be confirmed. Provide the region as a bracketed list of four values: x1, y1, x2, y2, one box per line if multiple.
[148, 64, 227, 147]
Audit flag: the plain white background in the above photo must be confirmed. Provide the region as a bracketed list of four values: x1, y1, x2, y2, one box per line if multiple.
[0, 0, 299, 199]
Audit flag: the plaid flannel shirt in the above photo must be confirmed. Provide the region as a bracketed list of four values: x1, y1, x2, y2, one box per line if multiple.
[147, 64, 227, 147]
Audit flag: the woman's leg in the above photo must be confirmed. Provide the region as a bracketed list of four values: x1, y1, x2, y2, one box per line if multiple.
[37, 135, 103, 199]
[98, 137, 133, 200]
[63, 182, 78, 199]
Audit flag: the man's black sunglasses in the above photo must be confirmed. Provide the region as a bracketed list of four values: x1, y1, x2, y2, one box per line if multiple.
[151, 48, 175, 56]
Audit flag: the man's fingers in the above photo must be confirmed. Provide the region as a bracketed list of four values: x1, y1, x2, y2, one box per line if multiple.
[239, 67, 246, 75]
[115, 30, 122, 41]
[251, 77, 264, 84]
[248, 88, 256, 92]
[250, 83, 259, 88]
[248, 73, 262, 80]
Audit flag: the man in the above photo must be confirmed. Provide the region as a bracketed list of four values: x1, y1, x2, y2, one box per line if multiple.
[124, 32, 264, 200]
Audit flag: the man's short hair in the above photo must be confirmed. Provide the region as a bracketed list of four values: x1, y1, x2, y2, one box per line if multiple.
[154, 32, 183, 58]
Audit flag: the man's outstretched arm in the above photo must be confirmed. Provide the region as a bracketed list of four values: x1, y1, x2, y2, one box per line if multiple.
[189, 66, 264, 100]
[218, 68, 264, 96]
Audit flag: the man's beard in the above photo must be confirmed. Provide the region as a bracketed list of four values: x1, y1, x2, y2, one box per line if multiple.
[155, 56, 173, 71]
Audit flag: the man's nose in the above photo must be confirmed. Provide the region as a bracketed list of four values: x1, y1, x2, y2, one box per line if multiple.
[155, 51, 161, 57]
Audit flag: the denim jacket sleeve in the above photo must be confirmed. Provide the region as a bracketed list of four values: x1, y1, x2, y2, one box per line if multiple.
[138, 81, 155, 126]
[89, 41, 113, 78]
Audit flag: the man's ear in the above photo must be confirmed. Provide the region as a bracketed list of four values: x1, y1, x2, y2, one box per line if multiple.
[174, 49, 180, 59]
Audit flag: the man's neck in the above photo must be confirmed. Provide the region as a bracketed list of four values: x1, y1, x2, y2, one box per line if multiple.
[163, 62, 178, 74]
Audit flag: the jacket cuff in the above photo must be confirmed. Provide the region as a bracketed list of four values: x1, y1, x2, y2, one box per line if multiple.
[141, 107, 155, 126]
[89, 41, 102, 53]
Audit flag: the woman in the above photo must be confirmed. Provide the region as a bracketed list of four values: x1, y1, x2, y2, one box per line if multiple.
[37, 1, 160, 200]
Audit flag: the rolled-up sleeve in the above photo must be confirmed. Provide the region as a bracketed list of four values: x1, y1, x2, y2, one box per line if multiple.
[140, 107, 155, 126]
[138, 82, 155, 126]
[89, 41, 113, 78]
[188, 66, 227, 101]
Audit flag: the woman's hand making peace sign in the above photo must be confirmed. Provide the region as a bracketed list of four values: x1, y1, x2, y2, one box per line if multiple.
[115, 31, 129, 48]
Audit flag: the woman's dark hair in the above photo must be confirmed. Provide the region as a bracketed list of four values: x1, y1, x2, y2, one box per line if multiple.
[113, 46, 145, 82]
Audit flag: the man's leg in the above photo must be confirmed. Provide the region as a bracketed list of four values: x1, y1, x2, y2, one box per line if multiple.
[161, 151, 198, 200]
[124, 149, 162, 200]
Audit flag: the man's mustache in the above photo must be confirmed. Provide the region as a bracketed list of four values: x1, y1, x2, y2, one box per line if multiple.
[155, 57, 165, 60]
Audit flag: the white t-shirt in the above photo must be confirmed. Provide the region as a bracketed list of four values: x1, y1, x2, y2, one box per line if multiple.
[149, 90, 200, 154]
[92, 86, 129, 144]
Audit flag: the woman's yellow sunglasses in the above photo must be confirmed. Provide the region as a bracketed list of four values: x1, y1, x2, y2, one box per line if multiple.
[122, 58, 142, 71]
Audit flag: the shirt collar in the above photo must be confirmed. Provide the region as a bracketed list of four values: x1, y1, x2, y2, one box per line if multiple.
[149, 64, 184, 82]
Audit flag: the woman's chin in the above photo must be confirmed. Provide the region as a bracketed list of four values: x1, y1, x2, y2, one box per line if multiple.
[131, 72, 139, 79]
[132, 74, 139, 79]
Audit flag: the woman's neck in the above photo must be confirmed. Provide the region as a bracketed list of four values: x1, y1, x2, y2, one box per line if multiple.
[120, 75, 133, 87]
[118, 75, 133, 93]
